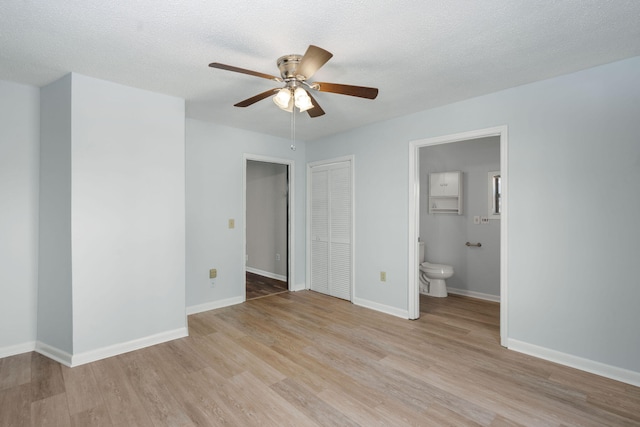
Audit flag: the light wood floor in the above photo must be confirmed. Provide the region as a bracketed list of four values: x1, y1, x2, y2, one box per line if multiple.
[1, 291, 639, 426]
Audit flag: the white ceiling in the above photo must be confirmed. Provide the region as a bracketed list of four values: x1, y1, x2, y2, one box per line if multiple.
[1, 1, 639, 141]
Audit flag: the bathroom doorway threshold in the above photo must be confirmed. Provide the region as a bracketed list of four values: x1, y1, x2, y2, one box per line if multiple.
[408, 126, 509, 347]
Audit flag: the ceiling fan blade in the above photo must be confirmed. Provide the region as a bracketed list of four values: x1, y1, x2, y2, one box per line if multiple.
[295, 45, 333, 80]
[209, 62, 281, 82]
[234, 89, 278, 107]
[311, 82, 378, 99]
[305, 92, 325, 118]
[313, 82, 379, 99]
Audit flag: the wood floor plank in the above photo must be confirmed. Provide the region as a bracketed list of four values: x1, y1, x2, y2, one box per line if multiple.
[89, 356, 154, 426]
[270, 377, 361, 427]
[0, 351, 31, 391]
[30, 352, 65, 402]
[61, 363, 104, 415]
[203, 332, 287, 386]
[0, 383, 31, 427]
[182, 367, 252, 426]
[69, 405, 114, 427]
[227, 371, 321, 426]
[30, 393, 71, 427]
[118, 350, 195, 426]
[316, 387, 402, 427]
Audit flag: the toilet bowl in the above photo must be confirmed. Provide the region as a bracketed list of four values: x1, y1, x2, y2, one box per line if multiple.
[418, 242, 454, 297]
[420, 262, 454, 297]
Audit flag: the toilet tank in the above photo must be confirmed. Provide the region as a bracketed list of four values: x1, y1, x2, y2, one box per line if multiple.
[419, 241, 425, 263]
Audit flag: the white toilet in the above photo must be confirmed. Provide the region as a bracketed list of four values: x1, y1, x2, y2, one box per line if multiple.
[419, 241, 454, 297]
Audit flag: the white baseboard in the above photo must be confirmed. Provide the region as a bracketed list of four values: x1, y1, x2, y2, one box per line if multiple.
[508, 338, 640, 388]
[34, 328, 189, 367]
[245, 267, 287, 282]
[0, 341, 36, 359]
[447, 287, 500, 303]
[353, 297, 410, 319]
[35, 342, 73, 366]
[187, 296, 245, 315]
[70, 327, 189, 367]
[291, 282, 306, 292]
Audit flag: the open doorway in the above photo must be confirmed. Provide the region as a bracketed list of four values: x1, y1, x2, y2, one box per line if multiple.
[408, 126, 508, 346]
[244, 155, 294, 300]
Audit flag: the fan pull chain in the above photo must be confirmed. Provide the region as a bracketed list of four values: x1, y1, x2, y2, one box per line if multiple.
[290, 105, 296, 151]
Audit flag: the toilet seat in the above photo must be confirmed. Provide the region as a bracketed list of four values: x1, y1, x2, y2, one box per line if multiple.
[420, 261, 453, 275]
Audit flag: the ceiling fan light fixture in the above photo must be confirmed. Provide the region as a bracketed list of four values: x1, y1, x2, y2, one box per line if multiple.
[210, 45, 378, 118]
[273, 88, 292, 109]
[294, 87, 314, 112]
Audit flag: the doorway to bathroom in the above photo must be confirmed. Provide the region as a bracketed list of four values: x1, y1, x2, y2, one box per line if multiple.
[408, 126, 508, 346]
[244, 155, 294, 300]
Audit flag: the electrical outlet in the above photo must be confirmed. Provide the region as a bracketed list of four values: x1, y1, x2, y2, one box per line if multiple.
[380, 271, 387, 282]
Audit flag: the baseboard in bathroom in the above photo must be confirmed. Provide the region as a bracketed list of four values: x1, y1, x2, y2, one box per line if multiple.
[446, 287, 500, 303]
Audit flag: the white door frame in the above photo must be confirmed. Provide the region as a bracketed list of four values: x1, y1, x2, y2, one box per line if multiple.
[306, 155, 355, 300]
[243, 154, 295, 296]
[408, 126, 509, 347]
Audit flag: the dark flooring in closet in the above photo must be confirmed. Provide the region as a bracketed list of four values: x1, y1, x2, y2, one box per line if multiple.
[246, 271, 288, 300]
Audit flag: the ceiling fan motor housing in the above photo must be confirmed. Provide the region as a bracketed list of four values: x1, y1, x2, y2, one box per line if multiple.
[277, 54, 303, 80]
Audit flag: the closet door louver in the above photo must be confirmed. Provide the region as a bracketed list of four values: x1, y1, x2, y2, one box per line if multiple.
[311, 168, 329, 295]
[310, 161, 352, 301]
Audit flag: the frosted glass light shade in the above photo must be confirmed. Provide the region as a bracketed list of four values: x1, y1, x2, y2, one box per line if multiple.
[294, 87, 314, 112]
[273, 88, 292, 109]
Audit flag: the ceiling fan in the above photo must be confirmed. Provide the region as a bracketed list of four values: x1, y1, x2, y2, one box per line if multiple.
[209, 45, 378, 118]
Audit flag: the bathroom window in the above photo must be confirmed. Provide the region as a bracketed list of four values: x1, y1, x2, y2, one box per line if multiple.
[488, 171, 501, 219]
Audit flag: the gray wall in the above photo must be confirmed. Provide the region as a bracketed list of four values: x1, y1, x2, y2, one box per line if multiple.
[185, 119, 307, 309]
[38, 73, 186, 359]
[306, 56, 640, 375]
[38, 74, 74, 354]
[70, 74, 186, 355]
[2, 55, 639, 382]
[246, 160, 288, 279]
[0, 81, 40, 354]
[420, 137, 500, 297]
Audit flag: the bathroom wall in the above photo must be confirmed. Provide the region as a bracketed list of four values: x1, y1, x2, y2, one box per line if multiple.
[419, 137, 500, 298]
[246, 160, 288, 280]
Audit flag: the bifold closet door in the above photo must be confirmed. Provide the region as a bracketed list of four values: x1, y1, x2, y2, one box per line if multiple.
[310, 161, 352, 301]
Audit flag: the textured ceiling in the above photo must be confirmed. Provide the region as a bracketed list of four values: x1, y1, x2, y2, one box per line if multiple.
[1, 1, 640, 141]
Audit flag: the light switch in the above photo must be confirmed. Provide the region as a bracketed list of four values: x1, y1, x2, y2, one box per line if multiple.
[228, 218, 235, 229]
[473, 216, 480, 224]
[209, 268, 217, 279]
[380, 271, 387, 282]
